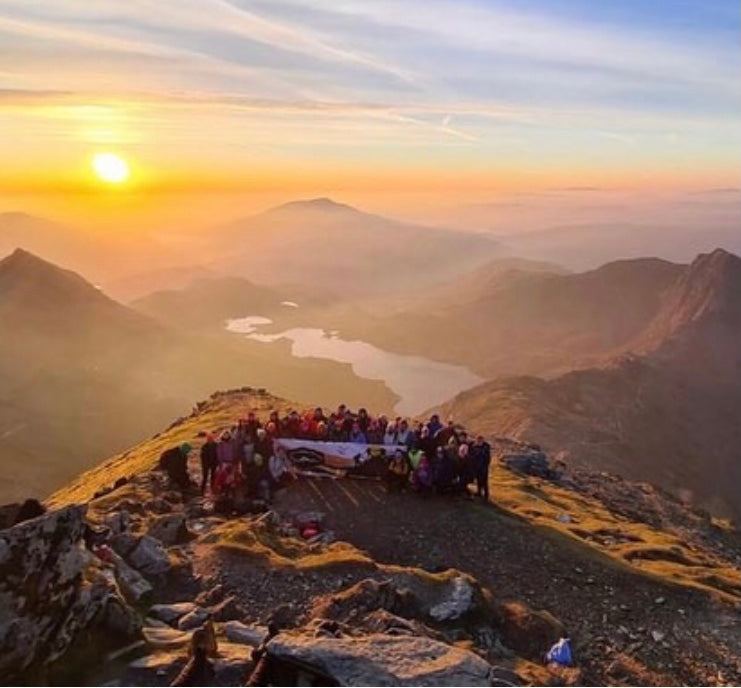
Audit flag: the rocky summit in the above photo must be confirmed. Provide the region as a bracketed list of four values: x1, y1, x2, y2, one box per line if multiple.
[2, 389, 740, 686]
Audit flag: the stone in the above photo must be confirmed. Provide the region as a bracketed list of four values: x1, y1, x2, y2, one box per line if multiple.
[110, 532, 139, 558]
[103, 510, 131, 536]
[141, 625, 195, 650]
[497, 602, 565, 661]
[177, 608, 210, 631]
[128, 535, 170, 577]
[651, 630, 665, 643]
[0, 505, 140, 682]
[209, 594, 245, 622]
[429, 576, 475, 622]
[147, 514, 191, 546]
[110, 551, 153, 603]
[266, 632, 495, 686]
[224, 621, 267, 647]
[126, 642, 250, 686]
[149, 602, 197, 625]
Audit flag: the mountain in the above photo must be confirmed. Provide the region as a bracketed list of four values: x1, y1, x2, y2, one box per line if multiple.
[3, 388, 739, 685]
[102, 264, 219, 302]
[208, 198, 504, 296]
[436, 249, 741, 518]
[130, 276, 288, 330]
[336, 255, 686, 378]
[0, 250, 397, 504]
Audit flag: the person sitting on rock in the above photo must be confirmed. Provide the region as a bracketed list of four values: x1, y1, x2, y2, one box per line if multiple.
[385, 448, 410, 492]
[159, 443, 193, 492]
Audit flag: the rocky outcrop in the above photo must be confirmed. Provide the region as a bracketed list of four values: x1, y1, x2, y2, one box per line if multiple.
[266, 632, 496, 686]
[0, 505, 140, 682]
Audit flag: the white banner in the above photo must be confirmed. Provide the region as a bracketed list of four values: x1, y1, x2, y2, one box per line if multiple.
[274, 438, 405, 475]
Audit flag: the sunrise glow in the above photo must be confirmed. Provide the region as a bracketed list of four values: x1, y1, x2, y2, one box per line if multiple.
[92, 152, 130, 184]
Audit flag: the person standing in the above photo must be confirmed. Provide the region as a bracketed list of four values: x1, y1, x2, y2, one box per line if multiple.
[199, 433, 218, 494]
[470, 435, 492, 501]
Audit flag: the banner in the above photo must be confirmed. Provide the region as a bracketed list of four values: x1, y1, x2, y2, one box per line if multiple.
[274, 438, 405, 478]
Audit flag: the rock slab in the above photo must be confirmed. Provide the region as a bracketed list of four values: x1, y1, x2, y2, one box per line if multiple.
[267, 632, 495, 686]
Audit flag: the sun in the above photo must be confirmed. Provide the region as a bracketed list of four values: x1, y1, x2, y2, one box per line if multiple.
[92, 152, 130, 184]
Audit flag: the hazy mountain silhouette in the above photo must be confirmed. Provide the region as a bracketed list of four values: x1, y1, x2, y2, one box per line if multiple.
[341, 255, 686, 378]
[436, 249, 741, 518]
[210, 197, 504, 295]
[103, 264, 219, 301]
[131, 276, 288, 329]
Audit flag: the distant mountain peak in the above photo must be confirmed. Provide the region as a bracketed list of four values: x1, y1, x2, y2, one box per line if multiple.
[267, 197, 360, 214]
[1, 246, 57, 271]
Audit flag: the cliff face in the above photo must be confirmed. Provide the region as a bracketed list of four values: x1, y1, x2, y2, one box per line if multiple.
[0, 388, 729, 686]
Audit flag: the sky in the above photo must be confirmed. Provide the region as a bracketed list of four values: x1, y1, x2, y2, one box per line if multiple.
[0, 0, 739, 230]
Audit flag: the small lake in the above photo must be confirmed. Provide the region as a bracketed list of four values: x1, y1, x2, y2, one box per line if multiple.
[226, 316, 484, 415]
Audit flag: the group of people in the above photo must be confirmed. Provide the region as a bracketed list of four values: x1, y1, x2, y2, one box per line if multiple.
[159, 404, 492, 504]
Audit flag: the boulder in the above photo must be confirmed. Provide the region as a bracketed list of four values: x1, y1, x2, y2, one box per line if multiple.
[149, 602, 197, 625]
[209, 594, 245, 621]
[110, 551, 153, 603]
[497, 602, 565, 661]
[126, 641, 250, 685]
[224, 620, 267, 647]
[110, 532, 139, 558]
[177, 607, 210, 631]
[103, 510, 131, 536]
[312, 579, 419, 623]
[429, 576, 475, 622]
[127, 535, 170, 577]
[147, 514, 191, 546]
[266, 632, 495, 686]
[0, 505, 140, 682]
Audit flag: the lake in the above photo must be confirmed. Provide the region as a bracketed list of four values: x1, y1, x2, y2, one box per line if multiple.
[226, 316, 484, 415]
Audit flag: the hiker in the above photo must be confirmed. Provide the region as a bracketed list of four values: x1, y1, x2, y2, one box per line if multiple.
[213, 431, 237, 495]
[199, 433, 218, 495]
[268, 449, 293, 491]
[159, 443, 192, 491]
[366, 419, 383, 444]
[457, 442, 474, 497]
[385, 448, 410, 492]
[470, 434, 492, 501]
[432, 445, 455, 494]
[437, 419, 458, 446]
[418, 425, 436, 460]
[349, 421, 367, 444]
[256, 427, 274, 461]
[427, 414, 443, 438]
[396, 419, 413, 447]
[412, 453, 433, 493]
[356, 407, 370, 433]
[383, 421, 398, 445]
